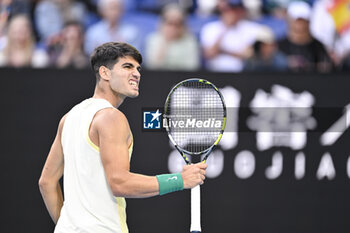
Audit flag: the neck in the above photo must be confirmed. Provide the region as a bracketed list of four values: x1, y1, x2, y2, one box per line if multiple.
[108, 19, 119, 29]
[93, 80, 125, 108]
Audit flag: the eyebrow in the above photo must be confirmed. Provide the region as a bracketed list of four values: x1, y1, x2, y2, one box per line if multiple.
[122, 62, 141, 71]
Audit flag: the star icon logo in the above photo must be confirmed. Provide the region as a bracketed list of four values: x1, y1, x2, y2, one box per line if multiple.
[142, 108, 163, 130]
[150, 109, 162, 122]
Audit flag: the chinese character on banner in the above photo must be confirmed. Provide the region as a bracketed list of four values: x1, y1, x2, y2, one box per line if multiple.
[247, 85, 317, 151]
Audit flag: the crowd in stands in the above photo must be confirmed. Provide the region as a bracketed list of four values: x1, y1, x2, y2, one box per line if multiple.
[0, 0, 349, 72]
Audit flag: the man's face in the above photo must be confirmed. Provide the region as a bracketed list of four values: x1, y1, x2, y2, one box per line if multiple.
[220, 6, 244, 26]
[100, 0, 123, 24]
[290, 18, 309, 34]
[108, 56, 141, 99]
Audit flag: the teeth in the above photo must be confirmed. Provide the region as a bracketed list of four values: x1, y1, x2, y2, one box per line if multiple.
[129, 81, 137, 87]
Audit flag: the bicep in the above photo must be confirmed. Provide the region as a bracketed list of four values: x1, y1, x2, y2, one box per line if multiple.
[95, 110, 159, 198]
[97, 111, 131, 181]
[99, 134, 130, 177]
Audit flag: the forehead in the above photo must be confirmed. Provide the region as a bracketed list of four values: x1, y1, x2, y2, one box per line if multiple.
[115, 56, 140, 66]
[164, 9, 184, 19]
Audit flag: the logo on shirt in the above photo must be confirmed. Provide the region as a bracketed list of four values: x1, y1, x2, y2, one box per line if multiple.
[143, 109, 162, 129]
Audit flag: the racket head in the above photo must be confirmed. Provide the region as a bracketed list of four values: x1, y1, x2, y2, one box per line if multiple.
[164, 78, 226, 158]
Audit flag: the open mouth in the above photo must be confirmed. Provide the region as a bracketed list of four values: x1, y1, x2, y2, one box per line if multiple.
[129, 80, 139, 89]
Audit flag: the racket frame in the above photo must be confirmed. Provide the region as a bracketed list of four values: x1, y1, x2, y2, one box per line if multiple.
[164, 78, 227, 161]
[163, 78, 227, 233]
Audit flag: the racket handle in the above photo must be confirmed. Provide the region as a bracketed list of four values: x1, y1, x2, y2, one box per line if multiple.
[190, 185, 201, 232]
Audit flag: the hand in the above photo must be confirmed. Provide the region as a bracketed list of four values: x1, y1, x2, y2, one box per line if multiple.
[181, 163, 208, 189]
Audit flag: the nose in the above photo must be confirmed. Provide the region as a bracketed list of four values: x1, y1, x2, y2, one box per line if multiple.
[132, 68, 141, 79]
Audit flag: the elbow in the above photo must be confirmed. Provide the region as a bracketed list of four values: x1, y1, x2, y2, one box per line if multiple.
[38, 176, 53, 192]
[110, 183, 127, 197]
[111, 186, 125, 197]
[109, 175, 130, 197]
[38, 176, 47, 192]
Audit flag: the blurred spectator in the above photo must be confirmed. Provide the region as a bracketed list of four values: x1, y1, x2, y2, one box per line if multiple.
[49, 21, 89, 68]
[0, 0, 30, 18]
[262, 0, 314, 18]
[134, 0, 194, 14]
[263, 0, 291, 18]
[34, 0, 88, 44]
[0, 14, 49, 67]
[0, 0, 30, 41]
[84, 0, 141, 55]
[196, 0, 218, 17]
[278, 1, 332, 72]
[254, 0, 288, 40]
[244, 26, 288, 71]
[0, 1, 10, 46]
[144, 4, 200, 71]
[259, 0, 314, 40]
[242, 0, 263, 20]
[310, 0, 350, 70]
[200, 0, 266, 72]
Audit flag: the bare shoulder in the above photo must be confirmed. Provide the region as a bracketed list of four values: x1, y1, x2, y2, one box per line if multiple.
[93, 108, 131, 136]
[58, 114, 68, 134]
[95, 108, 128, 125]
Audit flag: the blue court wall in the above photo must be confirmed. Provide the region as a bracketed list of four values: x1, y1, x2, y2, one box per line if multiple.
[1, 68, 350, 233]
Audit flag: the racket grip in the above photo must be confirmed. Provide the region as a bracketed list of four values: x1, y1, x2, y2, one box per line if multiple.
[190, 185, 201, 232]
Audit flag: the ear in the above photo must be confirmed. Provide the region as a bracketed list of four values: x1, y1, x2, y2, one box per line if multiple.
[99, 66, 111, 81]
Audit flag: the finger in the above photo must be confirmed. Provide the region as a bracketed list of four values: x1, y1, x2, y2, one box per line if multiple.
[182, 164, 193, 171]
[196, 163, 208, 169]
[199, 169, 206, 176]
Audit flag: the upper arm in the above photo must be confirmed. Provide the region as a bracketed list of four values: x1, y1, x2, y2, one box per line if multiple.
[94, 109, 131, 189]
[94, 109, 161, 198]
[39, 115, 66, 184]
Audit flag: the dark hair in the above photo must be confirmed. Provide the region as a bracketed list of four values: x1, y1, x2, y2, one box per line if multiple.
[90, 42, 142, 81]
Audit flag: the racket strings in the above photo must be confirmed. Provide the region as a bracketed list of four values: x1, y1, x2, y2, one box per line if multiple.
[166, 81, 225, 154]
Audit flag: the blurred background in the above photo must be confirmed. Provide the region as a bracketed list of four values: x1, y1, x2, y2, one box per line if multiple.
[0, 0, 349, 71]
[1, 0, 350, 232]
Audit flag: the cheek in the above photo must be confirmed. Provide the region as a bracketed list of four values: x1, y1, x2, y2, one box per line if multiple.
[109, 76, 121, 91]
[110, 73, 128, 91]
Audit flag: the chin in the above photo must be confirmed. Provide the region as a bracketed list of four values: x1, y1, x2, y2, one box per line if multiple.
[129, 91, 139, 98]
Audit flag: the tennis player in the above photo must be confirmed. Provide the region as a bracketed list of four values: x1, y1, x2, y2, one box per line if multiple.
[38, 42, 207, 233]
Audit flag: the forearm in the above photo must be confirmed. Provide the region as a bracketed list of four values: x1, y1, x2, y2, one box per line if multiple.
[39, 181, 63, 224]
[223, 47, 253, 60]
[203, 43, 221, 59]
[203, 32, 226, 59]
[110, 172, 160, 198]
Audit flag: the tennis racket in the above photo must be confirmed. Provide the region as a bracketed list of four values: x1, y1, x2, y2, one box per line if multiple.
[163, 78, 226, 233]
